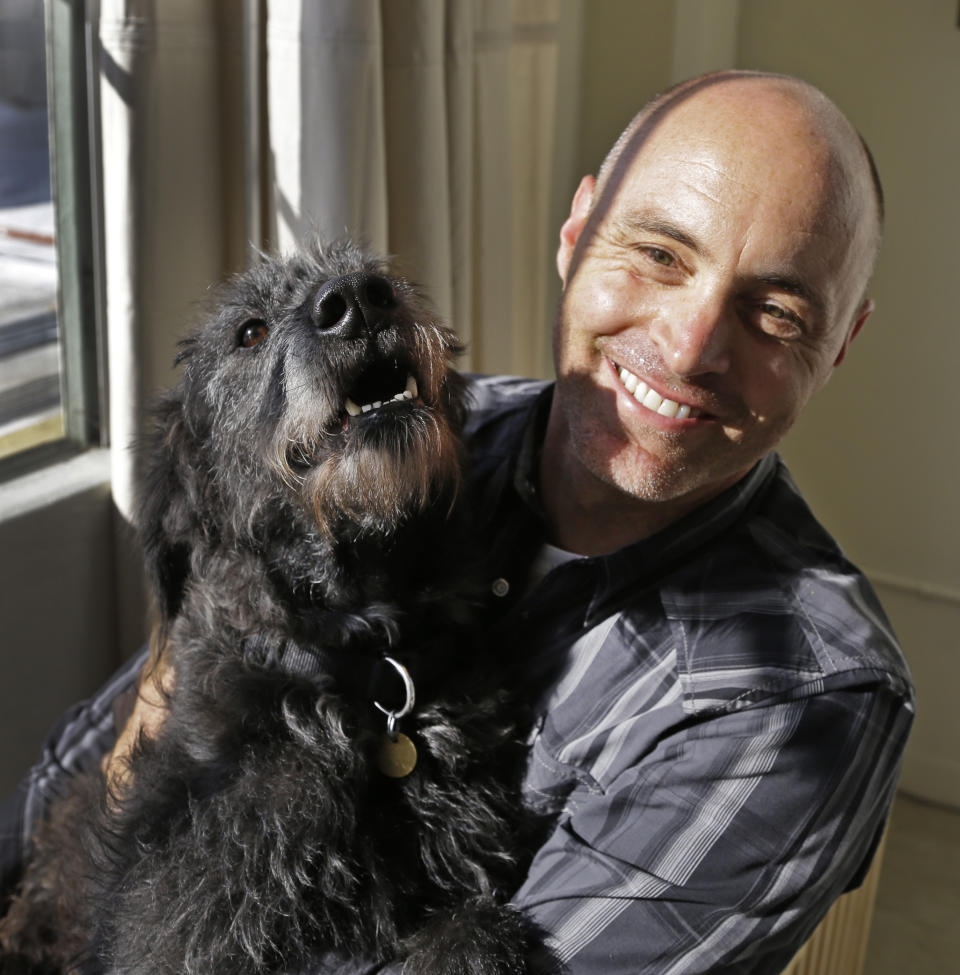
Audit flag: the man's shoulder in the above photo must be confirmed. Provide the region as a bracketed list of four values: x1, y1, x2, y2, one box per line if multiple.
[657, 459, 912, 708]
[459, 374, 551, 475]
[462, 375, 550, 437]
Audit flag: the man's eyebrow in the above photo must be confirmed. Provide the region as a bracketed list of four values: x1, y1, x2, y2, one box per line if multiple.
[755, 274, 826, 315]
[611, 211, 704, 254]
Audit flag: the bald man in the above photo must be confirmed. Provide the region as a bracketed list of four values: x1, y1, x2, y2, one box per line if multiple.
[544, 71, 881, 552]
[1, 72, 912, 974]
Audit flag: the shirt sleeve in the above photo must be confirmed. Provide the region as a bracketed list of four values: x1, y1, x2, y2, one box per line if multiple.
[511, 680, 913, 974]
[0, 646, 149, 901]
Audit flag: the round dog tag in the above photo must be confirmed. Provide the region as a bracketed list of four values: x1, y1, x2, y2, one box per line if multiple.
[377, 732, 418, 778]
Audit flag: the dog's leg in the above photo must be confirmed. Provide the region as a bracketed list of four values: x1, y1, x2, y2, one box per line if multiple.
[400, 899, 537, 975]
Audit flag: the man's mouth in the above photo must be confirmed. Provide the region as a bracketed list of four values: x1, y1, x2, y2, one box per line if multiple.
[614, 362, 702, 419]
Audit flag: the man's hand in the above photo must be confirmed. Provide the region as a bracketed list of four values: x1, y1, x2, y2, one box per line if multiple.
[101, 647, 173, 796]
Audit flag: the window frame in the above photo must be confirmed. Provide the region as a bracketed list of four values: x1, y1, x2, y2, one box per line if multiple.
[1, 0, 104, 480]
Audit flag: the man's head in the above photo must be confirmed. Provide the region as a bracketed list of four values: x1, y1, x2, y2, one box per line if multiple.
[543, 71, 882, 552]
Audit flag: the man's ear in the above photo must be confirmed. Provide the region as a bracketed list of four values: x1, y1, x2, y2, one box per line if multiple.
[834, 298, 873, 367]
[557, 175, 596, 286]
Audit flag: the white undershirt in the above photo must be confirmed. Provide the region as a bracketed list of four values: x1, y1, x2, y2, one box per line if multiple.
[524, 541, 582, 594]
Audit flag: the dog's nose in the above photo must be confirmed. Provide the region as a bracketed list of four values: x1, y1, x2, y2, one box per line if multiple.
[312, 272, 398, 338]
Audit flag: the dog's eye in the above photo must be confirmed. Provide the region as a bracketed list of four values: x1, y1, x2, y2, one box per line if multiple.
[238, 319, 269, 348]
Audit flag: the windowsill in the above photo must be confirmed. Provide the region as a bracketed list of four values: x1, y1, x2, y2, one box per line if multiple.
[0, 447, 111, 522]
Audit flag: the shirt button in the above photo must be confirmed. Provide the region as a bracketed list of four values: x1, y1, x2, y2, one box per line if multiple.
[491, 577, 510, 597]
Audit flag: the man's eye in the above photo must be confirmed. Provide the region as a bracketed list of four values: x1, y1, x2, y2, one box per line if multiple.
[646, 247, 675, 267]
[757, 303, 803, 339]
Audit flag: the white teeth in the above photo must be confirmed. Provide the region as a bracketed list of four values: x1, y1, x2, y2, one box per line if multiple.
[346, 374, 419, 418]
[616, 362, 697, 419]
[657, 398, 679, 418]
[642, 388, 663, 412]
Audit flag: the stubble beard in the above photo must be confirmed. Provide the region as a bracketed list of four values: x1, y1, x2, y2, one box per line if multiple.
[553, 370, 697, 506]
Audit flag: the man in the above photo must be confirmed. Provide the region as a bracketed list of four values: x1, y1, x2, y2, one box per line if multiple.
[1, 71, 912, 973]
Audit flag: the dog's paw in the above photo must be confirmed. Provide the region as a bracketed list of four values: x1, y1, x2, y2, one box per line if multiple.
[400, 900, 530, 975]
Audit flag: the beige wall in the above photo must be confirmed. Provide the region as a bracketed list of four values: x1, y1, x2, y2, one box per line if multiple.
[574, 0, 959, 806]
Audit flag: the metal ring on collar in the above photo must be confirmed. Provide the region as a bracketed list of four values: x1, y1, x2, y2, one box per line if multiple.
[373, 656, 416, 726]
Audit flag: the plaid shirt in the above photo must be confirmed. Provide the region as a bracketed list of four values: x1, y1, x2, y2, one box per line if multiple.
[0, 375, 914, 974]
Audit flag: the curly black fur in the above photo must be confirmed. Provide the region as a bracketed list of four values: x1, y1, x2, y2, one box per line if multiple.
[0, 240, 550, 975]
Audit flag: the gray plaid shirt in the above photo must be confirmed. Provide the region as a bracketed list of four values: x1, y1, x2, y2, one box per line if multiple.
[0, 375, 914, 974]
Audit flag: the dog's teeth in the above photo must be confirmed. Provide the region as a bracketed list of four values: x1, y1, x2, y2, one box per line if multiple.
[351, 383, 415, 417]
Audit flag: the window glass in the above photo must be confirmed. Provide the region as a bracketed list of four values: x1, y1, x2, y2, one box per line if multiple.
[0, 0, 64, 460]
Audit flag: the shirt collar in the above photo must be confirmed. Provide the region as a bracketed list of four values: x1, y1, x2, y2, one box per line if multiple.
[493, 382, 780, 625]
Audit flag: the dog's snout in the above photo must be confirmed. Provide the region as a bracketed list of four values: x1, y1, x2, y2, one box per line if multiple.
[312, 272, 398, 338]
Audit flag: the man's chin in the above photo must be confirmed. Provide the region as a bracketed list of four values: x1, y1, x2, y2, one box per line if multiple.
[567, 430, 686, 503]
[574, 429, 757, 513]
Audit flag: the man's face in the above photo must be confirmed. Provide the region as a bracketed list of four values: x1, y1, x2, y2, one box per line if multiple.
[550, 86, 875, 515]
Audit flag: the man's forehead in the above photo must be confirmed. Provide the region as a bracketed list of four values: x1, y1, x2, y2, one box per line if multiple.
[620, 91, 832, 193]
[614, 80, 874, 229]
[606, 140, 841, 247]
[600, 90, 860, 248]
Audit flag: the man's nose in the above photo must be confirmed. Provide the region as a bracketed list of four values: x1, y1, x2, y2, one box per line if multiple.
[649, 293, 733, 377]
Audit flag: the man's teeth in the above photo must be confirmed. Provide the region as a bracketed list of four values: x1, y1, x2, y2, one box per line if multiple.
[344, 375, 418, 417]
[618, 367, 694, 419]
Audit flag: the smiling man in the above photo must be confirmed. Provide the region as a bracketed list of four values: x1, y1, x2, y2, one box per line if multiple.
[542, 72, 881, 553]
[459, 70, 911, 973]
[0, 71, 912, 975]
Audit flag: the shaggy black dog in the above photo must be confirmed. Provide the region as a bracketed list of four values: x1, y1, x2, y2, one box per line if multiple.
[0, 241, 546, 975]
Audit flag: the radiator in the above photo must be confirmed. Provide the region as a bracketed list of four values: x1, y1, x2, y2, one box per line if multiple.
[781, 834, 887, 975]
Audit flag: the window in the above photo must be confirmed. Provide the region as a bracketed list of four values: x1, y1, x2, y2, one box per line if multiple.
[0, 0, 101, 471]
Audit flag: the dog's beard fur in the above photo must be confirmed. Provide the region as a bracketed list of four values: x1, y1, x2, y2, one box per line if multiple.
[301, 409, 462, 534]
[267, 320, 465, 537]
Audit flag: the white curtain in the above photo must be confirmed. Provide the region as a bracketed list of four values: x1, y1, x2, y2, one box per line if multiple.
[265, 0, 566, 375]
[98, 0, 574, 540]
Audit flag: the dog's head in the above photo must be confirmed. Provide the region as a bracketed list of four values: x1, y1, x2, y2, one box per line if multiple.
[140, 239, 467, 619]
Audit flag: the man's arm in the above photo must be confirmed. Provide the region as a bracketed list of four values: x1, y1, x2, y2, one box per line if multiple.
[0, 645, 151, 901]
[511, 681, 912, 974]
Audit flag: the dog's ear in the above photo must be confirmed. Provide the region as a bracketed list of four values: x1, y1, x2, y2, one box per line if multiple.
[138, 392, 203, 622]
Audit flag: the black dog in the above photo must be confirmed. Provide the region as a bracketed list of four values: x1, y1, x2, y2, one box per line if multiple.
[0, 240, 545, 974]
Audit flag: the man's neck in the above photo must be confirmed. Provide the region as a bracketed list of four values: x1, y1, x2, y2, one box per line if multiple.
[538, 448, 692, 556]
[537, 410, 733, 557]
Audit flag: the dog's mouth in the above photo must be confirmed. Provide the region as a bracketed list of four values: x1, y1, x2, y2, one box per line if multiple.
[284, 357, 433, 475]
[343, 357, 419, 418]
